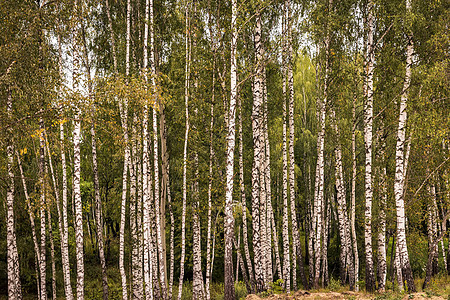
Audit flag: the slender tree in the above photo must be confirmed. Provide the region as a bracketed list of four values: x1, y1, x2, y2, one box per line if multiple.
[251, 13, 265, 292]
[6, 90, 22, 300]
[224, 0, 238, 296]
[178, 1, 190, 298]
[393, 0, 416, 292]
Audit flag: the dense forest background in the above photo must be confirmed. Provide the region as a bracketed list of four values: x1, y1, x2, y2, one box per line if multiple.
[0, 0, 449, 299]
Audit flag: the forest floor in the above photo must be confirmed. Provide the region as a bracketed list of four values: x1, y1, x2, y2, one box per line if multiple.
[246, 290, 448, 300]
[245, 275, 450, 300]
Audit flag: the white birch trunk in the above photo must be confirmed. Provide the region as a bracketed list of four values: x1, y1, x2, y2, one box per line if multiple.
[206, 56, 216, 300]
[167, 163, 175, 299]
[394, 241, 404, 291]
[16, 151, 41, 299]
[377, 140, 387, 292]
[331, 108, 355, 290]
[130, 114, 141, 300]
[118, 1, 131, 298]
[313, 26, 330, 288]
[72, 3, 84, 296]
[38, 117, 47, 300]
[6, 90, 22, 300]
[363, 1, 376, 291]
[282, 48, 291, 292]
[148, 0, 167, 294]
[224, 0, 238, 296]
[142, 1, 153, 298]
[60, 121, 73, 299]
[393, 0, 416, 292]
[351, 93, 359, 292]
[56, 28, 74, 300]
[262, 77, 274, 284]
[46, 209, 56, 300]
[73, 112, 84, 300]
[178, 2, 190, 297]
[42, 139, 56, 300]
[251, 13, 265, 292]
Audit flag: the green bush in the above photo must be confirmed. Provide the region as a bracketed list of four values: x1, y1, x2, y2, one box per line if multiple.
[268, 278, 284, 294]
[328, 277, 343, 292]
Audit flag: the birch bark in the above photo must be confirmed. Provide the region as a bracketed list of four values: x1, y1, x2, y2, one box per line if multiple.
[73, 111, 84, 300]
[16, 151, 41, 299]
[39, 117, 47, 300]
[142, 1, 153, 298]
[178, 2, 190, 297]
[281, 9, 291, 292]
[393, 0, 416, 292]
[377, 135, 387, 292]
[206, 53, 216, 300]
[286, 0, 308, 289]
[351, 92, 359, 292]
[331, 108, 355, 290]
[80, 21, 109, 299]
[72, 2, 84, 297]
[118, 0, 132, 298]
[60, 121, 73, 299]
[224, 0, 238, 297]
[313, 13, 331, 286]
[363, 1, 376, 292]
[6, 90, 22, 300]
[239, 94, 256, 292]
[47, 209, 56, 300]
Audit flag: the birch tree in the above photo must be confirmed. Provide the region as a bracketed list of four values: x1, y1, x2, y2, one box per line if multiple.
[178, 1, 190, 298]
[363, 0, 376, 292]
[6, 89, 22, 300]
[331, 108, 355, 290]
[142, 1, 153, 298]
[224, 0, 238, 297]
[251, 13, 265, 293]
[393, 0, 416, 292]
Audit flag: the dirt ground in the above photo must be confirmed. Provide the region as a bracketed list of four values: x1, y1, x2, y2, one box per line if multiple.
[245, 290, 448, 300]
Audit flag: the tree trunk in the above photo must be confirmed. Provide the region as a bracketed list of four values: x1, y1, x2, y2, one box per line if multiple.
[363, 1, 376, 292]
[239, 94, 256, 293]
[351, 92, 359, 292]
[393, 0, 416, 292]
[60, 121, 73, 299]
[47, 209, 56, 300]
[178, 3, 190, 298]
[331, 108, 355, 290]
[262, 74, 274, 285]
[167, 163, 175, 299]
[73, 110, 84, 300]
[72, 3, 84, 297]
[148, 0, 166, 295]
[80, 19, 109, 298]
[206, 59, 216, 299]
[38, 117, 47, 300]
[130, 114, 141, 300]
[234, 235, 252, 294]
[251, 13, 265, 293]
[6, 90, 22, 300]
[192, 148, 205, 300]
[286, 0, 308, 290]
[17, 150, 41, 300]
[118, 0, 131, 298]
[393, 239, 403, 291]
[313, 13, 331, 286]
[224, 0, 238, 297]
[321, 198, 331, 287]
[281, 9, 291, 292]
[377, 164, 387, 292]
[142, 1, 153, 298]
